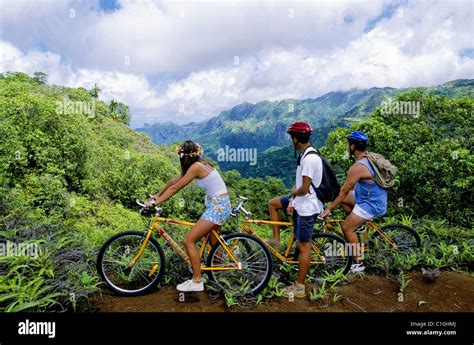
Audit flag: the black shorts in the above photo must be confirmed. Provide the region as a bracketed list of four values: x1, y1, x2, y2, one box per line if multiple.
[292, 210, 316, 243]
[279, 195, 291, 212]
[279, 195, 315, 243]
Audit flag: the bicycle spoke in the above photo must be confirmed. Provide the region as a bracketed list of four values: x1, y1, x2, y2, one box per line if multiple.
[98, 233, 164, 295]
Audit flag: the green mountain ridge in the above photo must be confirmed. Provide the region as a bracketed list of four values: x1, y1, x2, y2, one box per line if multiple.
[137, 79, 474, 185]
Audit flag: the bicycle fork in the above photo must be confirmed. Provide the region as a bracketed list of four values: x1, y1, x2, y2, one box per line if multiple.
[127, 228, 155, 268]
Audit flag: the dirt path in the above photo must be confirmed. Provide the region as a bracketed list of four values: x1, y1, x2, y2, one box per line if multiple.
[92, 271, 473, 312]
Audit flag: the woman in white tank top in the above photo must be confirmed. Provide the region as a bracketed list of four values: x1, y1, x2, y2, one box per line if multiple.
[145, 140, 231, 292]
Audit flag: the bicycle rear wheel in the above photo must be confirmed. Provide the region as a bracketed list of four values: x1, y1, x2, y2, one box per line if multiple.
[369, 224, 421, 254]
[309, 233, 352, 277]
[206, 233, 272, 295]
[97, 231, 165, 296]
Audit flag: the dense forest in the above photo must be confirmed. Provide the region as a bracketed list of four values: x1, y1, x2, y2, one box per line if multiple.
[0, 72, 472, 311]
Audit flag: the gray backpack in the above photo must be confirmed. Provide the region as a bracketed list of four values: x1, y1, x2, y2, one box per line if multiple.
[365, 152, 398, 188]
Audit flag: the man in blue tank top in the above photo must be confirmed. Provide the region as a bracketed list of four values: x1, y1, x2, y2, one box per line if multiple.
[319, 131, 388, 272]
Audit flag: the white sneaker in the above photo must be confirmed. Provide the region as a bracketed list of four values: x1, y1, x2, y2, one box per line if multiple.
[350, 263, 366, 273]
[177, 279, 204, 292]
[282, 282, 306, 298]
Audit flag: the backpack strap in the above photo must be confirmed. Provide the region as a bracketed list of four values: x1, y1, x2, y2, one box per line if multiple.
[304, 150, 319, 158]
[297, 149, 319, 194]
[296, 147, 318, 165]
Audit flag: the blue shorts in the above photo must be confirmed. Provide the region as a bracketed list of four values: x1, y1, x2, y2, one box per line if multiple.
[293, 210, 316, 243]
[200, 194, 231, 225]
[279, 195, 292, 214]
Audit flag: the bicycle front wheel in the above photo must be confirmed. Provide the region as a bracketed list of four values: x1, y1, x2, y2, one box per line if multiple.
[97, 231, 165, 296]
[206, 233, 272, 295]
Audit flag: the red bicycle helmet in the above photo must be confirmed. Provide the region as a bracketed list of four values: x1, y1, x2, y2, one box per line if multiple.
[287, 121, 313, 134]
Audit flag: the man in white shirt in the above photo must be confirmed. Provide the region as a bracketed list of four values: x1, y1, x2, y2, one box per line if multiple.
[282, 121, 323, 298]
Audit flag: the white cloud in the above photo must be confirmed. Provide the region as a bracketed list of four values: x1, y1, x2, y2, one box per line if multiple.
[0, 0, 473, 127]
[0, 41, 66, 83]
[1, 0, 388, 74]
[0, 40, 160, 125]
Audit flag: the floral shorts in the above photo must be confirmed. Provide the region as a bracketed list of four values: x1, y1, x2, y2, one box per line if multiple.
[200, 194, 231, 225]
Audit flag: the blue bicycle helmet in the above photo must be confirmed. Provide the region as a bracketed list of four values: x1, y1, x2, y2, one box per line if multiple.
[347, 131, 368, 142]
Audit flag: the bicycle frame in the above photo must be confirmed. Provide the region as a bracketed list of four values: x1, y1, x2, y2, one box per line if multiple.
[128, 215, 242, 272]
[320, 218, 396, 249]
[241, 219, 326, 265]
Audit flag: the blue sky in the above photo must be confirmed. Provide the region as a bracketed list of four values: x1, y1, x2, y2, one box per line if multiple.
[364, 0, 406, 32]
[99, 0, 120, 12]
[1, 0, 473, 128]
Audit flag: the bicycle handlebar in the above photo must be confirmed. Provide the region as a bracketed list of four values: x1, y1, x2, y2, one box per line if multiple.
[316, 212, 331, 221]
[136, 199, 163, 214]
[231, 195, 251, 217]
[231, 194, 331, 221]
